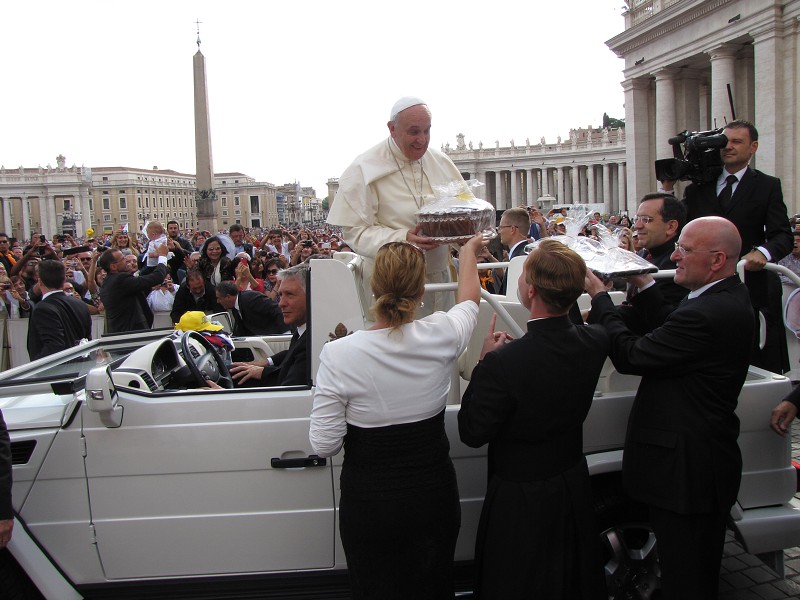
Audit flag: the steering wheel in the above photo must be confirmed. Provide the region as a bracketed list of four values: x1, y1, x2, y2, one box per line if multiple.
[180, 330, 233, 389]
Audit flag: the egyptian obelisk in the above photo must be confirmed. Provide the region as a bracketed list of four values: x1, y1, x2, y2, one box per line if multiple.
[193, 23, 218, 233]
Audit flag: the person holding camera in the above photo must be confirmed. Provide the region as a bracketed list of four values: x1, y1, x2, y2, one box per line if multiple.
[662, 120, 792, 374]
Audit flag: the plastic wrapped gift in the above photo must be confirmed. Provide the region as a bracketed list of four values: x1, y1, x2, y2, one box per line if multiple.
[525, 209, 657, 278]
[416, 179, 495, 243]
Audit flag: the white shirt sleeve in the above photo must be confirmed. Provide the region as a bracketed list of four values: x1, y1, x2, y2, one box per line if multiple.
[309, 344, 349, 457]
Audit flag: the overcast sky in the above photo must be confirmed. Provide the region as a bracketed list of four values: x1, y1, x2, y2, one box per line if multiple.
[1, 0, 626, 198]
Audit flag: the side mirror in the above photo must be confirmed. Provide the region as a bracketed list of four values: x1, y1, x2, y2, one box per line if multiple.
[85, 365, 123, 428]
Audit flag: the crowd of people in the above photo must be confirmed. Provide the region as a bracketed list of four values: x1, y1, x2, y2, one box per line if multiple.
[0, 221, 347, 361]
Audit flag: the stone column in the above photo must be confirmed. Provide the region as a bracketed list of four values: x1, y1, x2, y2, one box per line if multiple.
[528, 169, 539, 205]
[21, 198, 30, 241]
[1, 199, 11, 236]
[541, 168, 550, 197]
[603, 163, 611, 211]
[751, 23, 784, 177]
[676, 69, 702, 134]
[495, 171, 506, 210]
[617, 163, 628, 213]
[706, 44, 738, 129]
[587, 165, 596, 204]
[47, 196, 59, 236]
[621, 77, 653, 208]
[698, 82, 711, 130]
[510, 169, 520, 207]
[557, 167, 565, 202]
[572, 166, 581, 204]
[654, 67, 679, 159]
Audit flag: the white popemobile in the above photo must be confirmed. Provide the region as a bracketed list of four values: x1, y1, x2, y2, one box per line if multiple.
[1, 253, 799, 600]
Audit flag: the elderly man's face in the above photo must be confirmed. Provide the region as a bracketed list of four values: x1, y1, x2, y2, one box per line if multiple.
[278, 277, 307, 327]
[388, 104, 431, 162]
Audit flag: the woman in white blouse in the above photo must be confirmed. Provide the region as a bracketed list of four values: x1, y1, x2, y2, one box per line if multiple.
[310, 233, 484, 599]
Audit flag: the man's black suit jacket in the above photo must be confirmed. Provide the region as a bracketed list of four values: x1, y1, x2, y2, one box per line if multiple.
[590, 276, 754, 514]
[27, 291, 92, 360]
[100, 264, 167, 333]
[259, 330, 309, 386]
[497, 241, 528, 296]
[234, 290, 286, 336]
[170, 280, 223, 325]
[685, 167, 791, 372]
[685, 168, 792, 300]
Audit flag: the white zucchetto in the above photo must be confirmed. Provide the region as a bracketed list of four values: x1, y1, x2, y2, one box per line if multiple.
[389, 96, 427, 121]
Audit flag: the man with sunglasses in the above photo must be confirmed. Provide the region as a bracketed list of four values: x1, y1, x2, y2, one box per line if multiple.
[586, 216, 754, 600]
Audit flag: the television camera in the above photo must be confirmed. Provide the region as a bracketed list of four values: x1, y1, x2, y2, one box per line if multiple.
[654, 128, 728, 185]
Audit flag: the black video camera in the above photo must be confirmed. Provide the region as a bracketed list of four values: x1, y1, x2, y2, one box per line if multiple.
[654, 128, 728, 185]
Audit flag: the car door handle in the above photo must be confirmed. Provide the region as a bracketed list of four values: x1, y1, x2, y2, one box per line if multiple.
[271, 455, 327, 469]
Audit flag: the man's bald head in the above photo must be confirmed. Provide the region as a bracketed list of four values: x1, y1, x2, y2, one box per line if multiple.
[672, 217, 742, 290]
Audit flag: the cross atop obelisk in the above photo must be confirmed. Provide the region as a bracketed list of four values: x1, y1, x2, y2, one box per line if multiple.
[193, 19, 217, 233]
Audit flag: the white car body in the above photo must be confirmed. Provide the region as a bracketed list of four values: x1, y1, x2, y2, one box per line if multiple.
[2, 254, 799, 599]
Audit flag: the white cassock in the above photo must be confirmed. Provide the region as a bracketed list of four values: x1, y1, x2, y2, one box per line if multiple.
[327, 137, 463, 317]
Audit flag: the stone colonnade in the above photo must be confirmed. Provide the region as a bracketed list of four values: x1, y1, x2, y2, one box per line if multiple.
[0, 169, 93, 240]
[448, 132, 628, 214]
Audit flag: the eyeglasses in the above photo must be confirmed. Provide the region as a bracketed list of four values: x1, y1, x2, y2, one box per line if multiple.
[497, 225, 515, 230]
[633, 215, 657, 224]
[266, 269, 279, 274]
[673, 242, 722, 258]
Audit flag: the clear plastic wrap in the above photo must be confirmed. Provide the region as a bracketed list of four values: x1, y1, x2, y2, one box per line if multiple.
[416, 179, 496, 243]
[525, 207, 657, 278]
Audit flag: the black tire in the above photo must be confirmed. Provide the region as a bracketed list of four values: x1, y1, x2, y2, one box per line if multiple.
[594, 480, 662, 600]
[0, 549, 43, 600]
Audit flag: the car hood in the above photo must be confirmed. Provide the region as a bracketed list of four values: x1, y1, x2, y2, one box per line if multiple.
[0, 389, 81, 431]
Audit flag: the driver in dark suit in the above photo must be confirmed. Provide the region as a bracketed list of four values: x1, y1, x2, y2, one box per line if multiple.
[586, 216, 754, 599]
[229, 264, 310, 387]
[494, 207, 531, 296]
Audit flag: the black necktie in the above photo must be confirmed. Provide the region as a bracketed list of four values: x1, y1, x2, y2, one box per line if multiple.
[718, 174, 738, 211]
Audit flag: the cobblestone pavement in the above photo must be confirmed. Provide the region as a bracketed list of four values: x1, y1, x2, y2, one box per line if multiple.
[717, 421, 800, 599]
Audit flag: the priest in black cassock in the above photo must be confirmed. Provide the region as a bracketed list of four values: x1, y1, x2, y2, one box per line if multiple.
[459, 239, 608, 599]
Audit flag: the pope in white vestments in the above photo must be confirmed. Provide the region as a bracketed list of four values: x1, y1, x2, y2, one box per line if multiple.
[327, 97, 463, 316]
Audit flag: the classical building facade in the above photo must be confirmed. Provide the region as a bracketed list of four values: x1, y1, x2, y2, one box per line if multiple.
[446, 129, 628, 214]
[0, 159, 280, 240]
[607, 0, 800, 213]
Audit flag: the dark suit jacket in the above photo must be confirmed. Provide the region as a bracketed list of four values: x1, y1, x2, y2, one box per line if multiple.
[259, 330, 309, 386]
[685, 168, 791, 372]
[685, 168, 792, 300]
[27, 291, 92, 360]
[234, 290, 286, 336]
[100, 264, 167, 333]
[590, 276, 754, 514]
[497, 240, 528, 296]
[170, 280, 223, 325]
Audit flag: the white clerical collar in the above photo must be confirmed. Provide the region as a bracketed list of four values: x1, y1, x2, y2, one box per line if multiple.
[42, 290, 64, 301]
[508, 240, 528, 258]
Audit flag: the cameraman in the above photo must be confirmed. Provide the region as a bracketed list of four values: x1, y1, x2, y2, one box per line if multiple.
[662, 120, 792, 373]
